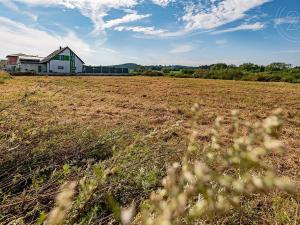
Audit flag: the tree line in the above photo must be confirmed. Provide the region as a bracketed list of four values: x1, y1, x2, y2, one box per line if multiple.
[134, 62, 300, 83]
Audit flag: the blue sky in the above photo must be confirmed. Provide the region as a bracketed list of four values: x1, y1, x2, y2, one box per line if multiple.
[0, 0, 299, 66]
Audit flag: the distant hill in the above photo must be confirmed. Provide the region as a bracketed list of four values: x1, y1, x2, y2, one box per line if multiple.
[112, 63, 200, 70]
[112, 63, 140, 70]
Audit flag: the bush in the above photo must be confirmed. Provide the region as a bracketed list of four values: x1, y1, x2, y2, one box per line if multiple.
[142, 70, 163, 77]
[153, 64, 300, 83]
[222, 69, 244, 80]
[172, 73, 195, 78]
[197, 69, 245, 80]
[193, 69, 209, 78]
[248, 73, 285, 82]
[181, 69, 195, 75]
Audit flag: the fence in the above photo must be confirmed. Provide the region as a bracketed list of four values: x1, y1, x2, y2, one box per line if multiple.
[83, 66, 129, 74]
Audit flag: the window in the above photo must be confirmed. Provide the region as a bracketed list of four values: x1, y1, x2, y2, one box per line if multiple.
[58, 66, 64, 70]
[53, 55, 70, 61]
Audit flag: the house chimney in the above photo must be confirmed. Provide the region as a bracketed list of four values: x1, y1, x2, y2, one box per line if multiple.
[59, 46, 62, 50]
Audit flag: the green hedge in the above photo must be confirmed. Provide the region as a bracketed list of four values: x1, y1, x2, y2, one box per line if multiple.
[139, 68, 300, 83]
[142, 70, 163, 77]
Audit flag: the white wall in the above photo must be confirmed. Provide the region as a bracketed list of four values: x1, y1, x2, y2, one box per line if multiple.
[75, 55, 83, 73]
[48, 48, 71, 73]
[19, 64, 39, 72]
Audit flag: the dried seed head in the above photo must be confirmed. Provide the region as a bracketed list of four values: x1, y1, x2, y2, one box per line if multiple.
[46, 181, 77, 225]
[121, 204, 136, 225]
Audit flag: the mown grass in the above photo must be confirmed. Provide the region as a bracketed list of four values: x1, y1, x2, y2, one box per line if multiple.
[0, 76, 299, 224]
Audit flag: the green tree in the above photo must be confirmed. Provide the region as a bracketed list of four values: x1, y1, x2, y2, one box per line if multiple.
[240, 63, 259, 72]
[266, 62, 291, 71]
[211, 63, 228, 71]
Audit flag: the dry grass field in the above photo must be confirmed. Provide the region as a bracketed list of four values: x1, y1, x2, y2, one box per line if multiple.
[0, 75, 299, 224]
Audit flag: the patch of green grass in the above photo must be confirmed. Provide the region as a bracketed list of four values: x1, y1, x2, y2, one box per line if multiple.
[271, 195, 299, 224]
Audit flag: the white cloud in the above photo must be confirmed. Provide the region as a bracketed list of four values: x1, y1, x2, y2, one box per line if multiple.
[3, 0, 140, 34]
[182, 0, 270, 31]
[0, 0, 271, 38]
[169, 44, 194, 54]
[0, 0, 18, 10]
[152, 0, 174, 7]
[0, 16, 92, 59]
[114, 25, 186, 37]
[211, 22, 265, 34]
[274, 16, 299, 27]
[0, 0, 38, 21]
[114, 26, 167, 36]
[103, 13, 151, 29]
[0, 16, 142, 65]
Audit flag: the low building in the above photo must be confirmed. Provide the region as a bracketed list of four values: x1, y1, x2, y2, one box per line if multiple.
[6, 53, 43, 73]
[6, 46, 84, 74]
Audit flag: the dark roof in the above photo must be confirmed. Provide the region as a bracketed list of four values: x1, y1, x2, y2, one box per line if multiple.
[40, 47, 67, 63]
[19, 60, 41, 64]
[6, 53, 36, 57]
[40, 47, 85, 64]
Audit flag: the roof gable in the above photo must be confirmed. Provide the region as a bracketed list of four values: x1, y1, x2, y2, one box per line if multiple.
[40, 47, 85, 64]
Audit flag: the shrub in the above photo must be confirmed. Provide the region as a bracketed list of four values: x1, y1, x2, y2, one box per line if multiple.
[142, 71, 163, 77]
[161, 65, 300, 83]
[193, 69, 209, 78]
[251, 73, 283, 82]
[181, 69, 195, 75]
[199, 69, 245, 80]
[172, 73, 195, 78]
[222, 69, 244, 80]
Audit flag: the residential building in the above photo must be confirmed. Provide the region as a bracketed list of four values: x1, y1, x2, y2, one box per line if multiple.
[6, 53, 43, 73]
[40, 47, 84, 73]
[6, 47, 84, 74]
[5, 47, 129, 75]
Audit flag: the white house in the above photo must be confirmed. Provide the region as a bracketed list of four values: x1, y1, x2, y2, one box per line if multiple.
[40, 47, 84, 73]
[6, 47, 84, 74]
